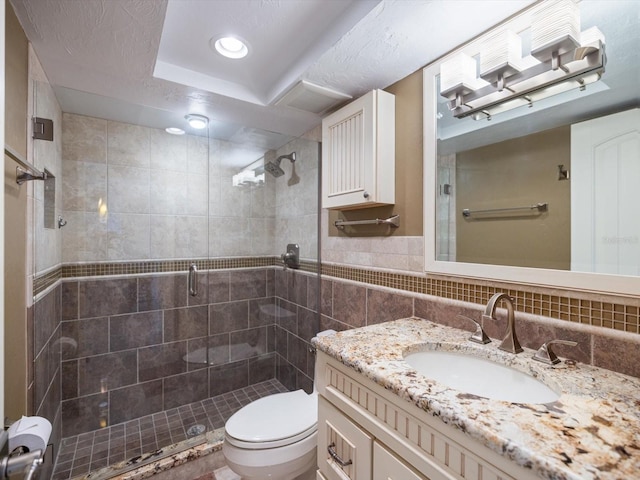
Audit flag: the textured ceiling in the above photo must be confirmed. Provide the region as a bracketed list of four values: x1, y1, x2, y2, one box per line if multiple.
[11, 0, 535, 144]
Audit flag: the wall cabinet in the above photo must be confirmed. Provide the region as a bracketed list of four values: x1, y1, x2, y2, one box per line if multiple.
[315, 352, 539, 480]
[321, 89, 395, 210]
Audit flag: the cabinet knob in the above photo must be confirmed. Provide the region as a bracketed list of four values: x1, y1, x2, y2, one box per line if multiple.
[363, 191, 370, 199]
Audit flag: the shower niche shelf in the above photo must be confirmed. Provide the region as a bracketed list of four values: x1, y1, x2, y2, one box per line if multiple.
[321, 89, 395, 210]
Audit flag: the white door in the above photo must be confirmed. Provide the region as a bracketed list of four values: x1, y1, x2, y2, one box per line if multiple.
[571, 108, 640, 275]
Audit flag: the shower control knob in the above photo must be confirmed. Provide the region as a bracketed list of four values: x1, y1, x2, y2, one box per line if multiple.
[363, 191, 370, 199]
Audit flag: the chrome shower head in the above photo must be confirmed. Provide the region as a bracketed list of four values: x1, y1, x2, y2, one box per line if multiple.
[264, 152, 296, 178]
[264, 160, 285, 177]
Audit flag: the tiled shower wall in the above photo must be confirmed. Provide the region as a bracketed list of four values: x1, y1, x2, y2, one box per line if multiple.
[30, 285, 62, 457]
[61, 113, 279, 262]
[28, 48, 64, 480]
[58, 266, 319, 438]
[49, 112, 322, 442]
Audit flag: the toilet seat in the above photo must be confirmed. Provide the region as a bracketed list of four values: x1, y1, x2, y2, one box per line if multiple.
[225, 390, 317, 450]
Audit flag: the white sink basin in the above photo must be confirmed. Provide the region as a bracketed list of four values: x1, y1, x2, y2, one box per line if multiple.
[403, 350, 559, 404]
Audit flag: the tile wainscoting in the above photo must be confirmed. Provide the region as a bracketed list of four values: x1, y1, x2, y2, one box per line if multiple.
[318, 265, 640, 379]
[57, 266, 318, 438]
[32, 257, 640, 477]
[31, 261, 320, 472]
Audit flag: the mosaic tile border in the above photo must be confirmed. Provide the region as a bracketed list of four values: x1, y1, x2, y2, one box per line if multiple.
[34, 257, 321, 296]
[61, 257, 278, 278]
[35, 260, 639, 335]
[33, 267, 63, 296]
[320, 263, 640, 335]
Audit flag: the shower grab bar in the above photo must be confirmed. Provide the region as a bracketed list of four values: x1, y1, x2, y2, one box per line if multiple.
[334, 214, 400, 230]
[5, 145, 47, 184]
[462, 202, 547, 218]
[188, 263, 198, 297]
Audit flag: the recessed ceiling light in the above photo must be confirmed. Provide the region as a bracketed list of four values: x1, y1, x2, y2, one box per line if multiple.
[212, 35, 249, 59]
[185, 114, 209, 130]
[165, 127, 185, 135]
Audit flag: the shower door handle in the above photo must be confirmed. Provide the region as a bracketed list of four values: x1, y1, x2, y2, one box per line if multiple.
[188, 263, 198, 297]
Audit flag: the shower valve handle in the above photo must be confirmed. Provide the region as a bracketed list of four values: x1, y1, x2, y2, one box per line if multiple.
[280, 244, 300, 269]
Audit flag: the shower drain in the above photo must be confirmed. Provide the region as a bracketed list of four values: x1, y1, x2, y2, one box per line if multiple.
[187, 424, 207, 437]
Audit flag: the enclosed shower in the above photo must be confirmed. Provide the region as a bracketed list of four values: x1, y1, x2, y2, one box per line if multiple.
[29, 81, 321, 478]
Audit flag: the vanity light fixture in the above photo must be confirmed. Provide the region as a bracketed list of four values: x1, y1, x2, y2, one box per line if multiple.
[165, 127, 185, 135]
[440, 0, 606, 121]
[212, 35, 249, 59]
[185, 114, 209, 130]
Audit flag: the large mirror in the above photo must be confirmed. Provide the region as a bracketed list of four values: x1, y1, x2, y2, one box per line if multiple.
[424, 0, 640, 296]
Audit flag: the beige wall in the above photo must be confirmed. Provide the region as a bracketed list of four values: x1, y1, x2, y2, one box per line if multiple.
[456, 126, 571, 269]
[4, 0, 29, 419]
[328, 69, 423, 237]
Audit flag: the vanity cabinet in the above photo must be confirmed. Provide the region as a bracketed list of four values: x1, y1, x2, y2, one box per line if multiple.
[321, 89, 395, 210]
[315, 352, 539, 480]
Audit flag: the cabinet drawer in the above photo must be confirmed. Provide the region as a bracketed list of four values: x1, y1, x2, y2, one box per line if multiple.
[318, 396, 373, 480]
[374, 442, 426, 480]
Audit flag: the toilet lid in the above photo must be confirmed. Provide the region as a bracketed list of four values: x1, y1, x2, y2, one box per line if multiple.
[225, 390, 317, 444]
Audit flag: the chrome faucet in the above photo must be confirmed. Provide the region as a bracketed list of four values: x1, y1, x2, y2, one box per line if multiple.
[482, 293, 523, 354]
[533, 339, 577, 365]
[457, 314, 490, 344]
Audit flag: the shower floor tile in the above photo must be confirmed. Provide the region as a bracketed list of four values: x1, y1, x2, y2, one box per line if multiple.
[52, 379, 288, 480]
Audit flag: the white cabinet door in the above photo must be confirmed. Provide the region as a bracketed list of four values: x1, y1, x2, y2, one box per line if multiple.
[318, 396, 373, 480]
[322, 89, 395, 210]
[373, 442, 426, 480]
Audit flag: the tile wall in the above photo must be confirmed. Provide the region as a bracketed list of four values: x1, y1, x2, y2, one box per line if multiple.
[41, 112, 323, 447]
[57, 266, 319, 438]
[28, 47, 64, 480]
[29, 284, 62, 480]
[318, 274, 640, 379]
[61, 114, 281, 263]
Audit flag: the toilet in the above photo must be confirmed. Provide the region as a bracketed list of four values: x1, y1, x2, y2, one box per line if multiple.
[223, 389, 318, 479]
[223, 330, 334, 480]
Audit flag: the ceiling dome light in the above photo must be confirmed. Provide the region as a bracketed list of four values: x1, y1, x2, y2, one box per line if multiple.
[165, 127, 185, 135]
[212, 35, 249, 59]
[185, 114, 209, 130]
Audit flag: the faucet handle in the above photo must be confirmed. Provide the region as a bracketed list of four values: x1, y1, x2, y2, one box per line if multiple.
[533, 340, 578, 365]
[456, 315, 491, 344]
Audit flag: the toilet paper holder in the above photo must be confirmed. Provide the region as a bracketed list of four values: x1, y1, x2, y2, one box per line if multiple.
[0, 429, 45, 480]
[0, 450, 43, 480]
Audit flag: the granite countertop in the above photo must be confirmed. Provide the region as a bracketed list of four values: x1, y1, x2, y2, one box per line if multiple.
[312, 318, 640, 480]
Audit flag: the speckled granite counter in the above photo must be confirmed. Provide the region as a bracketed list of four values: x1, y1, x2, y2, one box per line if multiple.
[312, 318, 640, 480]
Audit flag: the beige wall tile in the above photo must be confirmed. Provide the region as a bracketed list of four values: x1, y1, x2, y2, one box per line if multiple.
[150, 128, 187, 171]
[62, 161, 107, 212]
[209, 217, 251, 256]
[62, 211, 108, 263]
[107, 121, 150, 168]
[62, 113, 107, 164]
[150, 170, 188, 215]
[217, 178, 251, 218]
[108, 213, 150, 260]
[186, 174, 208, 216]
[187, 134, 209, 174]
[107, 165, 150, 214]
[150, 215, 208, 259]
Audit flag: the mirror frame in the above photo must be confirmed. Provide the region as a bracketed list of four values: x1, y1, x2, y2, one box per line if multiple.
[422, 3, 639, 297]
